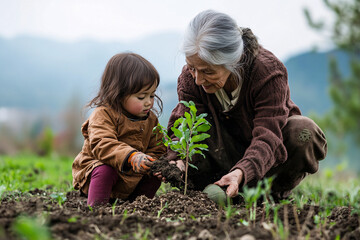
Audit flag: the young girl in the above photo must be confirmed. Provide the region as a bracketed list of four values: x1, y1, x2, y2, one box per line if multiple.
[72, 53, 166, 206]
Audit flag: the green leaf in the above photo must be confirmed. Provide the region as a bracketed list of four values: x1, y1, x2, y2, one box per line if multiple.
[180, 100, 190, 107]
[193, 118, 207, 129]
[189, 143, 208, 153]
[184, 112, 193, 128]
[191, 133, 210, 143]
[171, 127, 183, 139]
[184, 128, 190, 142]
[189, 105, 197, 121]
[180, 137, 187, 150]
[190, 150, 206, 159]
[180, 118, 188, 132]
[188, 162, 198, 170]
[173, 117, 183, 128]
[178, 153, 186, 159]
[169, 140, 181, 149]
[195, 113, 208, 121]
[196, 123, 211, 132]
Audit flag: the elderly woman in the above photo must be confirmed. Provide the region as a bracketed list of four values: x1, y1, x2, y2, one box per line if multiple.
[166, 10, 327, 200]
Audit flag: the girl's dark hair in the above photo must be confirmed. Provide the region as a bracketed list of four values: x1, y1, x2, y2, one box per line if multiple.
[88, 52, 163, 115]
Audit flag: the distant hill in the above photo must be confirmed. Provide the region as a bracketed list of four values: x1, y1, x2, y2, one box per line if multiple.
[285, 49, 351, 115]
[0, 34, 183, 123]
[0, 34, 352, 123]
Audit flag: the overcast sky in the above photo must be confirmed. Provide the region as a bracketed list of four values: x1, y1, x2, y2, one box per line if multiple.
[0, 0, 333, 61]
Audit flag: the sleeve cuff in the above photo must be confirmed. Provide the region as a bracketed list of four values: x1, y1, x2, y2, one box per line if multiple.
[121, 150, 138, 172]
[230, 159, 257, 186]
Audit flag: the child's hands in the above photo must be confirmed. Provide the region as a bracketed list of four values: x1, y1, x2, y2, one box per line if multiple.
[128, 152, 155, 174]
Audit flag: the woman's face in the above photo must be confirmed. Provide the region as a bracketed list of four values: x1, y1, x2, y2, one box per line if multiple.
[186, 54, 231, 94]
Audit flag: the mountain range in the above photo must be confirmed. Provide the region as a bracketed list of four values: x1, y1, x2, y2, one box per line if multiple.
[0, 33, 352, 125]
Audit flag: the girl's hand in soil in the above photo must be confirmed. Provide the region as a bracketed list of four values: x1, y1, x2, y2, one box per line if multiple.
[214, 169, 243, 197]
[128, 152, 155, 174]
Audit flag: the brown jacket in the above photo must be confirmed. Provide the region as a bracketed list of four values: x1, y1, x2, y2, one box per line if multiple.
[72, 106, 166, 199]
[167, 47, 303, 189]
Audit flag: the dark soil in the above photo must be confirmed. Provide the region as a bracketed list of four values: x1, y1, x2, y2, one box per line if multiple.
[1, 188, 360, 240]
[151, 160, 185, 189]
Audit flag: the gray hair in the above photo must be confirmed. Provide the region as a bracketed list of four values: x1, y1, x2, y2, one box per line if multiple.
[182, 10, 244, 81]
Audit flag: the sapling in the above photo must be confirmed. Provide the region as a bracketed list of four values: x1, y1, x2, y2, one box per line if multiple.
[280, 199, 291, 237]
[240, 180, 263, 226]
[88, 205, 93, 212]
[223, 197, 239, 226]
[111, 199, 118, 216]
[157, 201, 168, 218]
[154, 100, 211, 195]
[49, 192, 67, 208]
[120, 209, 128, 225]
[260, 177, 274, 222]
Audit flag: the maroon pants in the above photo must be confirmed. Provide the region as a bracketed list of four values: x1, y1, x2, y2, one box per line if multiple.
[87, 165, 160, 206]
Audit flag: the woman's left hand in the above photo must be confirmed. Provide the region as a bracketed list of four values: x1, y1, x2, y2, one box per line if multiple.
[214, 169, 243, 197]
[153, 172, 166, 182]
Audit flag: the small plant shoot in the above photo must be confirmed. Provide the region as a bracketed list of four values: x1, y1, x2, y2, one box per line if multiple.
[154, 100, 211, 195]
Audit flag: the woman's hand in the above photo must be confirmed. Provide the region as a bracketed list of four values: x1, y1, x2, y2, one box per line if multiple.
[170, 160, 185, 172]
[153, 172, 166, 181]
[214, 169, 243, 197]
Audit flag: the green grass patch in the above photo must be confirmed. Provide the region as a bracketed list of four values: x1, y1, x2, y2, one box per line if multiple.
[0, 154, 73, 193]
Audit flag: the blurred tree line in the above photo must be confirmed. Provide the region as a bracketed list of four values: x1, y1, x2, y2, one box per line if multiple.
[0, 95, 85, 157]
[305, 0, 360, 156]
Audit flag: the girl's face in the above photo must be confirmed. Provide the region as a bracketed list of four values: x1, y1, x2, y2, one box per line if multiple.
[186, 54, 231, 94]
[122, 82, 157, 117]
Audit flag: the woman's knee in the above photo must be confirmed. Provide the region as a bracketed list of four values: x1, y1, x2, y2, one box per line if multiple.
[283, 115, 327, 173]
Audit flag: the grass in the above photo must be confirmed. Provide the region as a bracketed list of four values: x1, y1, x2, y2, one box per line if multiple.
[294, 163, 360, 207]
[0, 154, 74, 194]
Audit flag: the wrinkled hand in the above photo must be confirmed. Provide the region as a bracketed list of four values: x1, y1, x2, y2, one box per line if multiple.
[214, 169, 243, 197]
[128, 152, 155, 174]
[170, 160, 185, 172]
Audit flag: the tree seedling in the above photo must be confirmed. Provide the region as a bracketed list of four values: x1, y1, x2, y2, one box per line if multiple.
[154, 100, 211, 195]
[49, 192, 67, 208]
[240, 180, 263, 225]
[223, 197, 239, 226]
[111, 199, 118, 216]
[157, 200, 168, 218]
[120, 209, 128, 225]
[88, 205, 93, 212]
